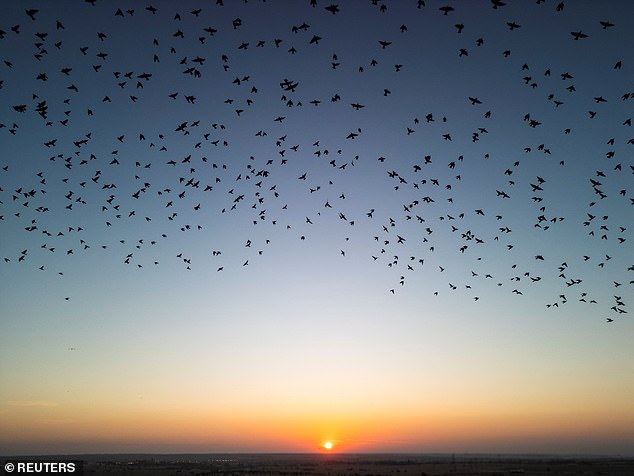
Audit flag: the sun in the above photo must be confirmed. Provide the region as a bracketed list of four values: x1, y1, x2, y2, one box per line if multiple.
[322, 441, 334, 450]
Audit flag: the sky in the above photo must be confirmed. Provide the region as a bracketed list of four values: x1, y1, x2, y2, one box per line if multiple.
[0, 0, 633, 457]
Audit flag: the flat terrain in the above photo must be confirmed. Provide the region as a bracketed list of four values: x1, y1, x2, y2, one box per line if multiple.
[13, 454, 632, 476]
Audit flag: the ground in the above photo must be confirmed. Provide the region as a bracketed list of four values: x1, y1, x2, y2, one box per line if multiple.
[71, 454, 634, 475]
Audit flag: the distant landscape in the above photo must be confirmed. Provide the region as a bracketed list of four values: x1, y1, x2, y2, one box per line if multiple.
[3, 454, 634, 476]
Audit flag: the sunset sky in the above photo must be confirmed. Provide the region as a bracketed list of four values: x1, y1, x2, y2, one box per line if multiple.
[1, 0, 633, 456]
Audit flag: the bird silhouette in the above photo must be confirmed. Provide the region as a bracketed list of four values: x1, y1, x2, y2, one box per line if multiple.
[0, 0, 630, 325]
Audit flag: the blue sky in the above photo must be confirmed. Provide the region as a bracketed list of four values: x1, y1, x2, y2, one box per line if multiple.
[1, 0, 633, 456]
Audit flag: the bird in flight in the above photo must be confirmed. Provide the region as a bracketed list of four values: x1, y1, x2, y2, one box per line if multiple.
[0, 0, 629, 326]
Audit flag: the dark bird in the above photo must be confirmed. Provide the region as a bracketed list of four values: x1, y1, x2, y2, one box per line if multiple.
[439, 5, 454, 15]
[25, 9, 38, 20]
[571, 31, 588, 40]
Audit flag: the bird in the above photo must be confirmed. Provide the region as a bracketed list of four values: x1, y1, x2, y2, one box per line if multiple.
[570, 31, 588, 40]
[439, 5, 455, 15]
[0, 0, 629, 328]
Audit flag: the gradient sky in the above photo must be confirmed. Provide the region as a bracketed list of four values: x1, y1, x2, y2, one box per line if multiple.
[1, 0, 633, 456]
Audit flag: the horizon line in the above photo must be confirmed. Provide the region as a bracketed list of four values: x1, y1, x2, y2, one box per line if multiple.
[3, 452, 633, 458]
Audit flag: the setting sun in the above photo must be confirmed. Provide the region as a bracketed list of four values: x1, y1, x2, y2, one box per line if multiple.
[322, 441, 333, 450]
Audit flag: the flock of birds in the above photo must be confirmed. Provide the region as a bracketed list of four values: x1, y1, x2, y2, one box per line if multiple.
[1, 0, 632, 324]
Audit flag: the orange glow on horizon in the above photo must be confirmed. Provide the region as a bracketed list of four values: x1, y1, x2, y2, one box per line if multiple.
[3, 395, 634, 455]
